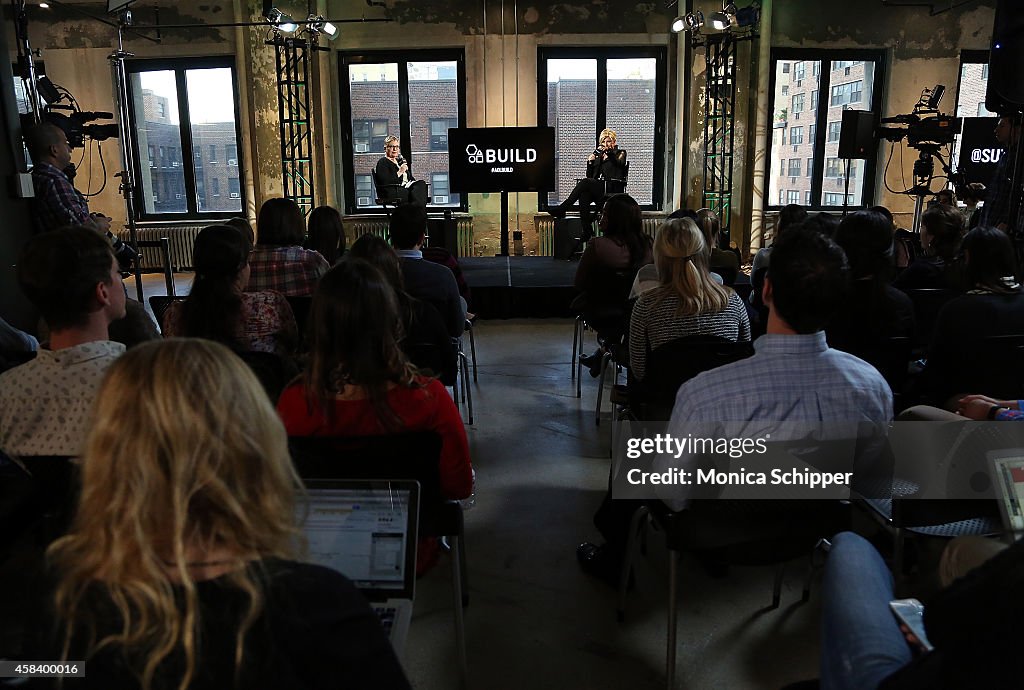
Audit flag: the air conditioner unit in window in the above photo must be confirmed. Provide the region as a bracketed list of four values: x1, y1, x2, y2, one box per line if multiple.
[845, 67, 851, 75]
[357, 196, 371, 206]
[227, 159, 237, 166]
[433, 195, 449, 205]
[229, 192, 240, 198]
[171, 161, 179, 168]
[175, 193, 183, 199]
[796, 80, 802, 87]
[355, 143, 370, 153]
[149, 161, 156, 168]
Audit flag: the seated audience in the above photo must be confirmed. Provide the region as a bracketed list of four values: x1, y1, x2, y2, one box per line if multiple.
[919, 225, 1024, 406]
[225, 216, 255, 248]
[957, 392, 1024, 420]
[348, 234, 455, 378]
[933, 187, 957, 207]
[107, 299, 161, 349]
[750, 203, 808, 302]
[893, 204, 965, 291]
[696, 208, 740, 285]
[389, 204, 466, 338]
[276, 260, 472, 568]
[0, 227, 126, 458]
[422, 244, 473, 316]
[961, 182, 985, 229]
[828, 209, 915, 355]
[820, 530, 1022, 690]
[574, 193, 653, 375]
[0, 316, 38, 355]
[628, 217, 750, 382]
[164, 224, 297, 358]
[37, 339, 408, 689]
[247, 198, 330, 297]
[305, 205, 346, 265]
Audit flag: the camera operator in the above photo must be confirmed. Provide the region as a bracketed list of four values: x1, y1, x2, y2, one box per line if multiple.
[979, 113, 1022, 234]
[549, 128, 628, 240]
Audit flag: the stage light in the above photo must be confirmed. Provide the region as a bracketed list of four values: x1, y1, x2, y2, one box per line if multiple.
[307, 15, 339, 39]
[671, 16, 685, 33]
[265, 7, 298, 34]
[672, 11, 703, 33]
[708, 11, 732, 30]
[39, 2, 50, 8]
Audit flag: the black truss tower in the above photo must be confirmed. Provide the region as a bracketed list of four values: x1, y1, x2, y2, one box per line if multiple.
[702, 34, 737, 239]
[272, 36, 315, 214]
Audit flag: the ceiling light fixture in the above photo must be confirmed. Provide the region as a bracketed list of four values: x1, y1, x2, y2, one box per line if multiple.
[264, 6, 298, 34]
[307, 14, 340, 39]
[671, 11, 704, 34]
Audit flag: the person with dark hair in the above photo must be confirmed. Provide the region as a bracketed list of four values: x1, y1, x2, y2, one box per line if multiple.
[276, 259, 471, 571]
[225, 216, 255, 249]
[106, 298, 161, 349]
[548, 128, 628, 237]
[893, 204, 965, 291]
[919, 225, 1024, 406]
[574, 193, 653, 375]
[828, 209, 915, 355]
[802, 212, 841, 239]
[348, 233, 455, 378]
[27, 123, 110, 235]
[696, 208, 740, 284]
[389, 204, 466, 338]
[37, 339, 410, 690]
[750, 203, 809, 316]
[164, 225, 297, 357]
[305, 206, 346, 265]
[0, 226, 126, 457]
[978, 114, 1022, 232]
[374, 135, 428, 206]
[247, 198, 330, 297]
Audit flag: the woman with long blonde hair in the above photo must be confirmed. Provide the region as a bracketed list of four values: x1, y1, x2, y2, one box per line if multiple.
[43, 339, 407, 689]
[628, 217, 751, 381]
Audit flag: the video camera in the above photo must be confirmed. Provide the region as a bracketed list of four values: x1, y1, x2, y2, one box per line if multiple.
[877, 84, 961, 151]
[43, 109, 119, 149]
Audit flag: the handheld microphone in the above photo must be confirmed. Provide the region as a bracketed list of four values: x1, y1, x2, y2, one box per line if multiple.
[396, 154, 406, 166]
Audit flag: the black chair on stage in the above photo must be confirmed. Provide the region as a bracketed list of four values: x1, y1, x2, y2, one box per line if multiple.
[288, 432, 469, 686]
[371, 168, 403, 216]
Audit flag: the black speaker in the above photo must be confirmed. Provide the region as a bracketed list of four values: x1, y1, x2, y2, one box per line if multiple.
[552, 217, 582, 260]
[987, 0, 1024, 113]
[838, 110, 876, 159]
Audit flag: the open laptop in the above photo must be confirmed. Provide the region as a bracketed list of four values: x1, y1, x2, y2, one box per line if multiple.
[988, 453, 1024, 544]
[300, 479, 420, 655]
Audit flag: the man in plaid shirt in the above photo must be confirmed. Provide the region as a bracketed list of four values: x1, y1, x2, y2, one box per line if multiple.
[28, 123, 111, 236]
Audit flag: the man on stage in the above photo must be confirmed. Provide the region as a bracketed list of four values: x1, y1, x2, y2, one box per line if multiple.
[374, 135, 428, 206]
[549, 128, 628, 239]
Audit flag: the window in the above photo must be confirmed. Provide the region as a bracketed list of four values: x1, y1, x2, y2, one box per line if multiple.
[540, 47, 667, 209]
[830, 80, 863, 106]
[127, 57, 244, 218]
[767, 50, 883, 208]
[340, 50, 466, 212]
[779, 189, 785, 204]
[782, 63, 790, 74]
[787, 190, 800, 204]
[794, 62, 806, 81]
[226, 144, 237, 164]
[824, 192, 854, 205]
[429, 118, 458, 151]
[788, 159, 801, 176]
[430, 172, 458, 205]
[782, 85, 789, 96]
[790, 126, 804, 145]
[804, 190, 812, 205]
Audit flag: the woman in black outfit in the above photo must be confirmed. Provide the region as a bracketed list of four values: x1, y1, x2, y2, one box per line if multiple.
[36, 339, 408, 689]
[374, 135, 428, 206]
[549, 128, 629, 235]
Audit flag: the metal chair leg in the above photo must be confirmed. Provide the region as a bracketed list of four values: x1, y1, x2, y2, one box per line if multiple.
[467, 320, 478, 382]
[618, 506, 649, 622]
[450, 535, 469, 689]
[572, 316, 581, 383]
[575, 317, 585, 398]
[460, 351, 473, 425]
[772, 562, 785, 609]
[595, 350, 612, 426]
[667, 549, 679, 690]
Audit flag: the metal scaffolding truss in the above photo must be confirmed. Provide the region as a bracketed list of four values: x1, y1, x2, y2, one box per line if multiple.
[702, 34, 737, 238]
[273, 36, 315, 214]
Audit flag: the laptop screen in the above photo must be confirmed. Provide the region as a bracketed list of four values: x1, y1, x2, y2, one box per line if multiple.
[989, 454, 1024, 538]
[300, 481, 419, 597]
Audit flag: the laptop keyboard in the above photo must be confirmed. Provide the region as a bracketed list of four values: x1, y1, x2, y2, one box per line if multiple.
[374, 605, 397, 635]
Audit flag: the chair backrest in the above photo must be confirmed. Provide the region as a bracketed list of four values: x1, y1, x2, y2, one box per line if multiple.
[234, 350, 299, 402]
[288, 432, 459, 536]
[148, 295, 187, 335]
[839, 336, 913, 395]
[284, 295, 312, 349]
[371, 167, 400, 206]
[631, 335, 755, 416]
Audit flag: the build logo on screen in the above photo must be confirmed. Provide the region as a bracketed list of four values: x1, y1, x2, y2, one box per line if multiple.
[466, 144, 538, 173]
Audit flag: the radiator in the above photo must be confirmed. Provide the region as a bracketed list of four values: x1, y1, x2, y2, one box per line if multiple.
[117, 224, 204, 271]
[344, 215, 475, 257]
[534, 214, 666, 256]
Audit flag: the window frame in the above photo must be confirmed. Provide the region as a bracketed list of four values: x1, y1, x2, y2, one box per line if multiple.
[537, 45, 668, 212]
[338, 49, 467, 214]
[766, 48, 885, 211]
[124, 56, 246, 222]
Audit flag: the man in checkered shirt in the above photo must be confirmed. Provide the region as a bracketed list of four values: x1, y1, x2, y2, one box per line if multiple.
[28, 123, 111, 236]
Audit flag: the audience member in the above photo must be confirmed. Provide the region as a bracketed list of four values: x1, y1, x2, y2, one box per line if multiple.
[0, 317, 38, 355]
[0, 227, 126, 458]
[389, 204, 466, 338]
[933, 188, 957, 207]
[247, 198, 330, 297]
[306, 205, 346, 265]
[628, 217, 750, 382]
[892, 204, 965, 291]
[978, 114, 1021, 232]
[164, 224, 297, 358]
[422, 243, 473, 315]
[696, 208, 740, 285]
[828, 209, 915, 355]
[820, 531, 1022, 690]
[26, 123, 109, 236]
[578, 227, 891, 582]
[277, 260, 472, 572]
[750, 203, 808, 291]
[803, 212, 841, 239]
[224, 216, 255, 248]
[106, 299, 160, 349]
[348, 234, 455, 378]
[37, 339, 408, 689]
[919, 225, 1024, 406]
[960, 182, 985, 229]
[574, 193, 653, 375]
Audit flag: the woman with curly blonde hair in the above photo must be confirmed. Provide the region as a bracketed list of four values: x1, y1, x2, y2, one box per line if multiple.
[628, 217, 751, 381]
[43, 339, 407, 689]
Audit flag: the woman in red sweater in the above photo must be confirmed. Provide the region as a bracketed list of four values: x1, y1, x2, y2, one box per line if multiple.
[276, 258, 472, 503]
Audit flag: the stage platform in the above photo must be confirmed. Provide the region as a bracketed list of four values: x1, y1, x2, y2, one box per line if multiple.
[459, 256, 578, 318]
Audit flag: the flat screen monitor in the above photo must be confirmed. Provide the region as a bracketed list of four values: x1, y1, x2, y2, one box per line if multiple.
[448, 126, 555, 193]
[107, 0, 135, 14]
[957, 116, 1002, 186]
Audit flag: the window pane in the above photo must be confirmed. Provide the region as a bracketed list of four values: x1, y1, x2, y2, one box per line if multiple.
[131, 70, 187, 214]
[546, 58, 597, 206]
[408, 61, 460, 206]
[349, 63, 400, 207]
[819, 60, 876, 206]
[606, 58, 657, 205]
[186, 67, 242, 213]
[768, 60, 820, 208]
